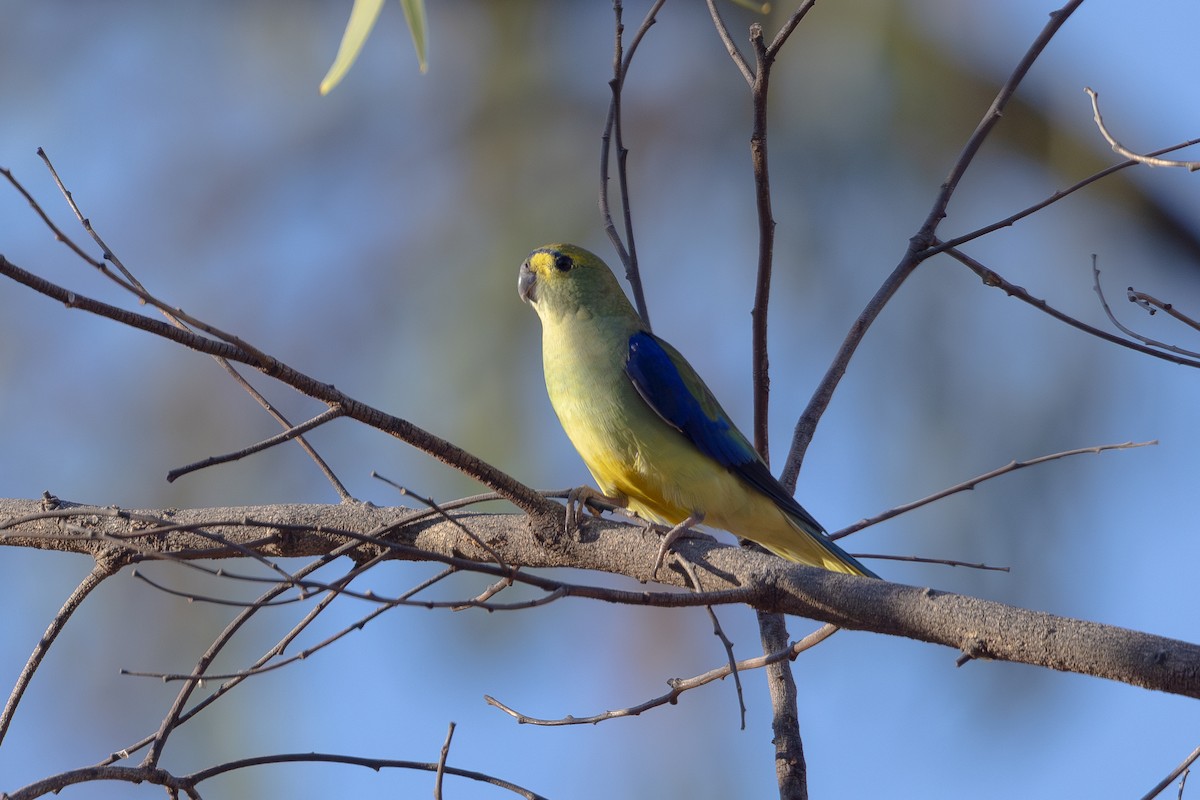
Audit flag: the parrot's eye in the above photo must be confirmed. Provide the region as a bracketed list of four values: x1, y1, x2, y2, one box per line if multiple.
[553, 253, 574, 272]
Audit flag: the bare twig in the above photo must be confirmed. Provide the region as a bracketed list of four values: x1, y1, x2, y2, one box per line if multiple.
[168, 405, 346, 483]
[123, 564, 458, 685]
[599, 0, 667, 326]
[373, 473, 512, 573]
[16, 154, 358, 501]
[1093, 260, 1200, 359]
[855, 554, 1009, 571]
[4, 752, 549, 800]
[0, 251, 556, 516]
[434, 721, 456, 800]
[41, 152, 356, 500]
[748, 22, 776, 459]
[1127, 288, 1200, 333]
[781, 0, 1086, 491]
[33, 150, 272, 364]
[484, 623, 837, 727]
[125, 518, 429, 768]
[705, 0, 754, 86]
[1140, 742, 1200, 800]
[676, 556, 747, 729]
[765, 3, 818, 55]
[1086, 88, 1200, 171]
[0, 557, 124, 747]
[937, 244, 1200, 368]
[833, 440, 1157, 539]
[140, 565, 336, 768]
[928, 137, 1200, 256]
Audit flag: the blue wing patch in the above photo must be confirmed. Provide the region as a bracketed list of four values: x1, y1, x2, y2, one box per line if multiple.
[625, 332, 755, 468]
[624, 331, 828, 536]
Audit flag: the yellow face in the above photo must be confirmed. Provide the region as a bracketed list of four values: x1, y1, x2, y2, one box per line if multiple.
[518, 244, 635, 324]
[518, 244, 584, 306]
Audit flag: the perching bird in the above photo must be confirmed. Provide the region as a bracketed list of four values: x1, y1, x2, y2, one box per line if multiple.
[518, 243, 877, 578]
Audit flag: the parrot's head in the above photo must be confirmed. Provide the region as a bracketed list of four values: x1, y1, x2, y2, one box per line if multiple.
[518, 243, 636, 324]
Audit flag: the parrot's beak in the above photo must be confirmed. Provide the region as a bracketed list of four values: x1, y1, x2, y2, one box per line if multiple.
[517, 260, 537, 304]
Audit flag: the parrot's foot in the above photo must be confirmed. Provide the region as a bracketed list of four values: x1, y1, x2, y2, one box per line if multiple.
[564, 485, 626, 534]
[652, 512, 705, 578]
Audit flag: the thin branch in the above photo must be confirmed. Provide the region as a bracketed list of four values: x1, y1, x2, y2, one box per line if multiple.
[484, 623, 837, 726]
[939, 244, 1200, 367]
[142, 578, 315, 768]
[31, 152, 272, 365]
[1140, 742, 1200, 800]
[203, 359, 356, 501]
[35, 151, 356, 500]
[599, 0, 666, 327]
[926, 2, 1086, 234]
[705, 0, 754, 86]
[676, 556, 746, 729]
[4, 753, 549, 800]
[126, 568, 567, 637]
[0, 163, 112, 269]
[134, 523, 403, 769]
[187, 752, 549, 800]
[1127, 288, 1200, 334]
[780, 0, 1086, 491]
[832, 440, 1156, 539]
[1093, 261, 1200, 359]
[0, 555, 123, 747]
[122, 577, 604, 680]
[764, 1, 819, 56]
[5, 765, 190, 800]
[373, 473, 512, 573]
[856, 553, 1009, 571]
[0, 252, 557, 516]
[167, 405, 346, 483]
[748, 22, 776, 459]
[127, 569, 394, 684]
[927, 136, 1200, 256]
[1086, 88, 1200, 171]
[434, 721, 456, 800]
[109, 552, 420, 765]
[121, 554, 564, 687]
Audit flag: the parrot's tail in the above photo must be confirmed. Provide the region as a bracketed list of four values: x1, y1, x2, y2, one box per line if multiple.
[769, 515, 879, 579]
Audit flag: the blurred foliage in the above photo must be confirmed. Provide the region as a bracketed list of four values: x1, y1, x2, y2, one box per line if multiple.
[320, 0, 427, 94]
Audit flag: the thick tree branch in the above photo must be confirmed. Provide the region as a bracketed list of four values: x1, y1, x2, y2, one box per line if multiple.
[3, 498, 1197, 700]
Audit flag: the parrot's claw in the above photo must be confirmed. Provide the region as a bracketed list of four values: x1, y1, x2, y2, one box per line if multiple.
[652, 512, 705, 578]
[564, 486, 622, 534]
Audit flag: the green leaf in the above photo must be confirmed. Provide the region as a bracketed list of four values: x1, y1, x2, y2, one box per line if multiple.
[399, 0, 428, 75]
[319, 0, 386, 95]
[727, 0, 771, 12]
